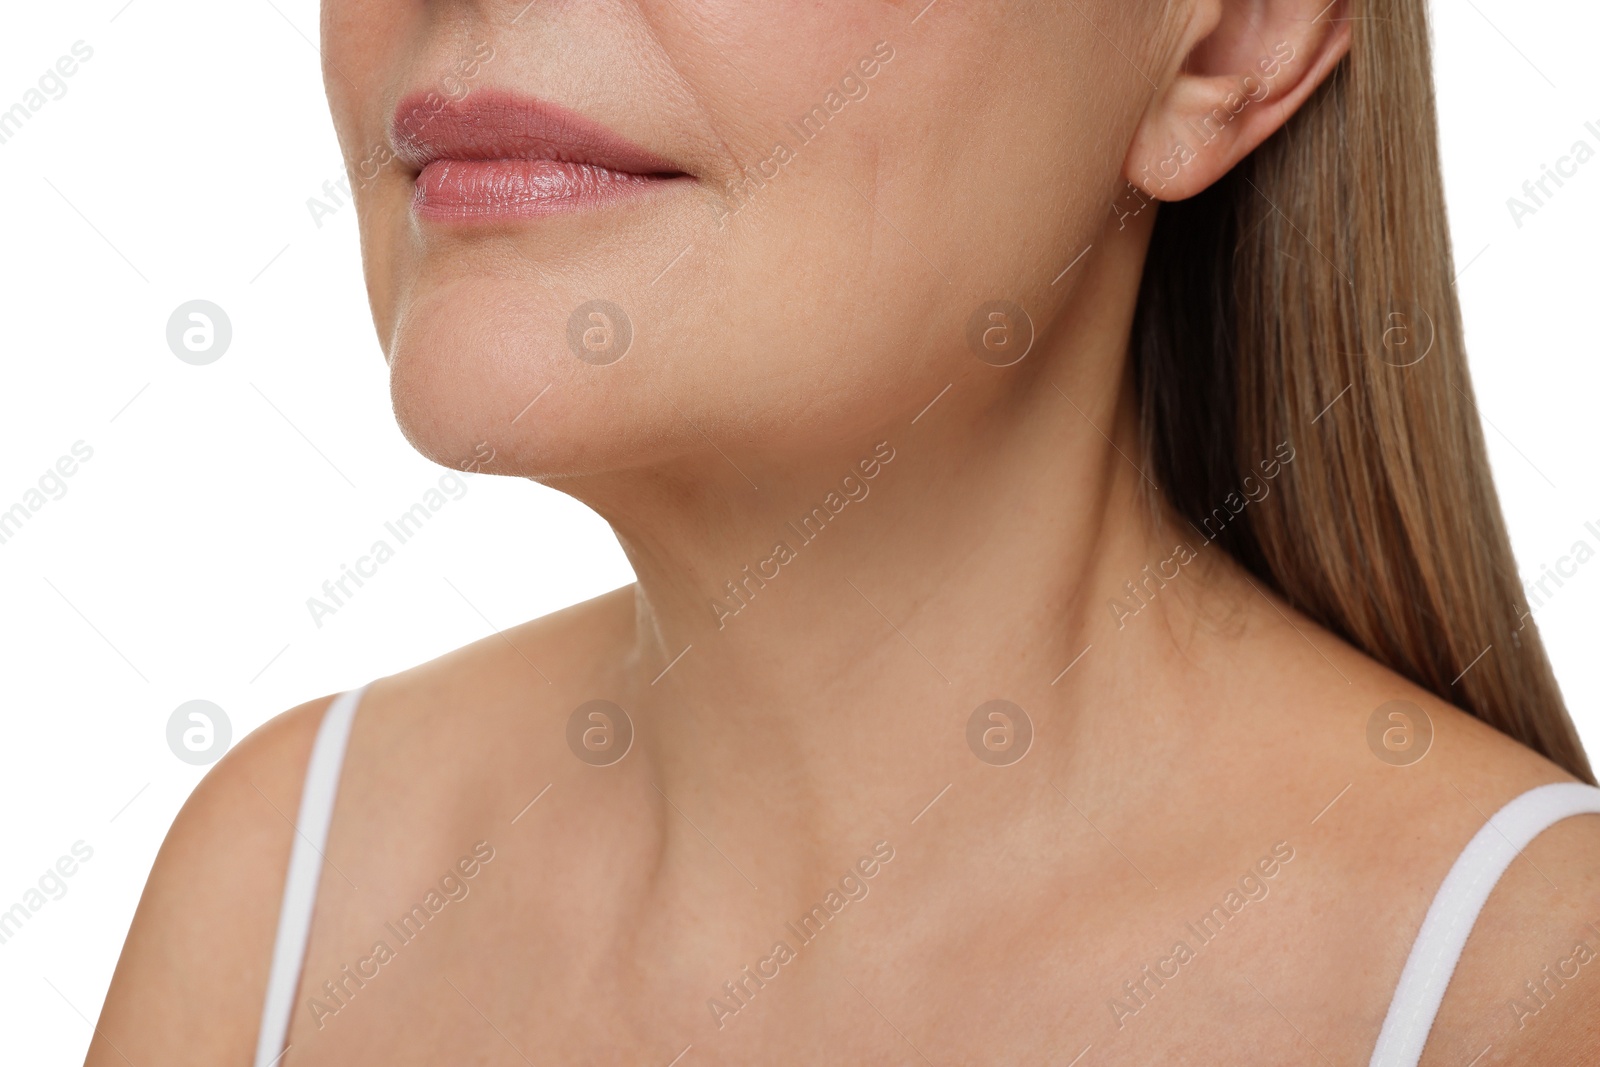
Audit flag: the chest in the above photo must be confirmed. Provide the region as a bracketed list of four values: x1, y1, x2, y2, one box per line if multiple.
[277, 869, 1393, 1065]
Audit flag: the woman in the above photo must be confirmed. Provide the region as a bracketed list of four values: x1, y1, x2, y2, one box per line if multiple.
[89, 0, 1600, 1064]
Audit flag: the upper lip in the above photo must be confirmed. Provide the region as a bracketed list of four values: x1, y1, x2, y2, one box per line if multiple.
[389, 89, 683, 178]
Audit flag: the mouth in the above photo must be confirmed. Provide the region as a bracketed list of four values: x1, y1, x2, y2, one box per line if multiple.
[390, 89, 689, 222]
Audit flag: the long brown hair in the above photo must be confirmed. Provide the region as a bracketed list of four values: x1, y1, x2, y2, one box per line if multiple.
[1129, 1, 1594, 782]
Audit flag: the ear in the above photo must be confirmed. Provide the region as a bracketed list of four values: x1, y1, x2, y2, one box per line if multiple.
[1124, 0, 1351, 201]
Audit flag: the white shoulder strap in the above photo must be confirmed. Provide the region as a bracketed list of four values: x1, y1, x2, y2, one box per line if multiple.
[1368, 780, 1600, 1067]
[252, 687, 366, 1067]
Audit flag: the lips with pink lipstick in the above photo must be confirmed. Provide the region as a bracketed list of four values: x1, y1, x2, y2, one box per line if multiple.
[390, 90, 687, 221]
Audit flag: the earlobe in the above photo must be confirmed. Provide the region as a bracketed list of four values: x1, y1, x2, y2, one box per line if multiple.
[1122, 0, 1350, 202]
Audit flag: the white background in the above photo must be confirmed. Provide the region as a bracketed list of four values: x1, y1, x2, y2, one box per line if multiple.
[0, 2, 1595, 1062]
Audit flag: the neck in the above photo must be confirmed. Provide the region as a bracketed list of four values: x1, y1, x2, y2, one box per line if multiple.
[544, 212, 1238, 854]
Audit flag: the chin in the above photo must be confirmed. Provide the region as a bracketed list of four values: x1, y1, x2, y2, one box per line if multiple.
[386, 274, 616, 479]
[383, 272, 745, 482]
[383, 264, 938, 485]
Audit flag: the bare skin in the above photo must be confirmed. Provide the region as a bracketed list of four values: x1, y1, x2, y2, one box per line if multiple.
[87, 423, 1600, 1064]
[88, 0, 1599, 1062]
[91, 591, 1600, 1064]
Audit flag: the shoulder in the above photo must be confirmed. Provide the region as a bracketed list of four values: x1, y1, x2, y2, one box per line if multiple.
[1417, 749, 1600, 1065]
[1218, 580, 1600, 1062]
[1304, 647, 1600, 1062]
[329, 581, 635, 815]
[88, 583, 636, 1063]
[88, 692, 337, 1065]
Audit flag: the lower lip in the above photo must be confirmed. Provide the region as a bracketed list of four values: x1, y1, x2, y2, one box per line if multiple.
[412, 159, 672, 221]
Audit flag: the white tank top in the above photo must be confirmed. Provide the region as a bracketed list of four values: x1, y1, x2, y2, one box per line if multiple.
[250, 688, 1600, 1066]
